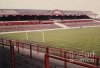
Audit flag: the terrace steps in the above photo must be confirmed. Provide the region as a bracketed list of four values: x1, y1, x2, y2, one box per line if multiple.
[54, 22, 70, 28]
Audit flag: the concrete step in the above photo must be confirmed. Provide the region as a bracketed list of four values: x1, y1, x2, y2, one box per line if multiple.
[54, 22, 70, 28]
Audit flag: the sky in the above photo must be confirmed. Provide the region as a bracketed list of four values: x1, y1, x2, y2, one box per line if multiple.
[0, 0, 100, 17]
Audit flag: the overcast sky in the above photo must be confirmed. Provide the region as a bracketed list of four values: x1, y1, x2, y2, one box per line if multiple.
[0, 0, 100, 17]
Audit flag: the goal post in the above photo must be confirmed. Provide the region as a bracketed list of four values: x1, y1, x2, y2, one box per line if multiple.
[25, 31, 29, 40]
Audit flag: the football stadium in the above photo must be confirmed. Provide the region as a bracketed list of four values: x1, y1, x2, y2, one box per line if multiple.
[0, 9, 100, 68]
[0, 0, 100, 68]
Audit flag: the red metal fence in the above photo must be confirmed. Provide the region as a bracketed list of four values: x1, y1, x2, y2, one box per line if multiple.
[0, 38, 100, 68]
[0, 21, 54, 26]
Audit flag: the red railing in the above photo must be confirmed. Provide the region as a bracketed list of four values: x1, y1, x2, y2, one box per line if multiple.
[0, 38, 100, 68]
[0, 20, 54, 26]
[62, 19, 94, 23]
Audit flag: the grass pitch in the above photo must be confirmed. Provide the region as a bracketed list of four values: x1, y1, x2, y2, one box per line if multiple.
[0, 27, 100, 56]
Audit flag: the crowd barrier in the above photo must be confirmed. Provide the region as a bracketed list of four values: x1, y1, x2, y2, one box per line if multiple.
[0, 38, 100, 68]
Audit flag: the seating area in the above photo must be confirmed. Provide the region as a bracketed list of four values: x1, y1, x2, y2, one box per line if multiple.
[0, 9, 99, 32]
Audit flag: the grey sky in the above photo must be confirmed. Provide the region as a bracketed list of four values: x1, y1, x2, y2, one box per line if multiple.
[0, 0, 100, 17]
